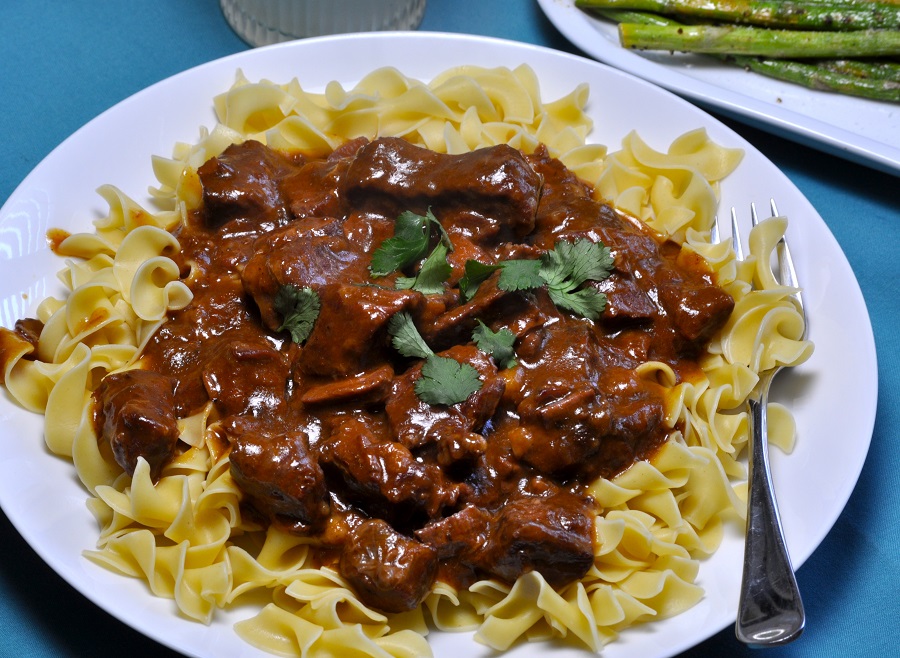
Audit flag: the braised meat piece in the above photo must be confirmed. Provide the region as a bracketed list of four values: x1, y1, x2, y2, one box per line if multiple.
[415, 504, 492, 562]
[476, 488, 595, 589]
[656, 266, 736, 345]
[0, 319, 44, 374]
[201, 338, 291, 417]
[526, 145, 602, 246]
[594, 272, 657, 326]
[93, 369, 180, 480]
[240, 219, 371, 331]
[279, 152, 353, 220]
[338, 519, 438, 613]
[527, 147, 733, 353]
[318, 415, 462, 524]
[296, 284, 420, 379]
[299, 364, 394, 407]
[503, 321, 665, 480]
[417, 486, 594, 590]
[385, 345, 504, 456]
[344, 137, 542, 240]
[225, 417, 330, 534]
[197, 140, 293, 229]
[12, 318, 43, 352]
[143, 277, 284, 417]
[420, 273, 510, 349]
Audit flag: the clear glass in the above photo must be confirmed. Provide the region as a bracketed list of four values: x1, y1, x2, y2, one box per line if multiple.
[220, 0, 427, 47]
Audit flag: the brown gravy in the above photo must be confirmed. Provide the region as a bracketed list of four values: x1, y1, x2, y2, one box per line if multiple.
[95, 136, 733, 613]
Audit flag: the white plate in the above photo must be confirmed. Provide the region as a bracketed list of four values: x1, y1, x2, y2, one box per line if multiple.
[0, 32, 877, 658]
[537, 0, 900, 176]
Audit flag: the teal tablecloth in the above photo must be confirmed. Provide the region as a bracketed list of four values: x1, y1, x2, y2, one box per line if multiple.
[0, 1, 897, 657]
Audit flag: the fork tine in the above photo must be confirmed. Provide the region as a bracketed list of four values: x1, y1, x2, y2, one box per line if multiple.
[730, 207, 744, 260]
[769, 200, 806, 333]
[769, 199, 797, 288]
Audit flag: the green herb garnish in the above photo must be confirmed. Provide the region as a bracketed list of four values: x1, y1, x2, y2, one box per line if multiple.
[497, 258, 544, 292]
[459, 258, 545, 301]
[273, 284, 321, 344]
[540, 239, 614, 320]
[395, 241, 453, 294]
[459, 260, 502, 301]
[388, 312, 483, 406]
[472, 320, 517, 369]
[369, 209, 451, 277]
[416, 355, 484, 406]
[387, 312, 433, 359]
[369, 210, 433, 277]
[461, 238, 613, 320]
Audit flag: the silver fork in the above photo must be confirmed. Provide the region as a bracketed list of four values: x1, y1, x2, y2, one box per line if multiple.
[718, 200, 807, 647]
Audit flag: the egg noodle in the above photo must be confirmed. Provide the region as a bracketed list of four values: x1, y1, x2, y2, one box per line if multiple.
[0, 65, 812, 656]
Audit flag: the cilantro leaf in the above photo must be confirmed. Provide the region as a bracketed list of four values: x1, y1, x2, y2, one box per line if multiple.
[547, 286, 607, 320]
[459, 258, 542, 301]
[497, 259, 544, 292]
[540, 238, 614, 289]
[369, 209, 449, 278]
[395, 241, 452, 294]
[273, 285, 320, 344]
[540, 239, 613, 321]
[472, 320, 517, 369]
[387, 312, 433, 359]
[460, 239, 612, 319]
[388, 312, 483, 405]
[459, 260, 502, 301]
[415, 355, 483, 406]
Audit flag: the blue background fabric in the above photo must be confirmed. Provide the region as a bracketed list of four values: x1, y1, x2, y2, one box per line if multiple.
[0, 1, 897, 657]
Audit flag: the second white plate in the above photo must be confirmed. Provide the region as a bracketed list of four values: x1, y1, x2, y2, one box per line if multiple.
[538, 0, 900, 175]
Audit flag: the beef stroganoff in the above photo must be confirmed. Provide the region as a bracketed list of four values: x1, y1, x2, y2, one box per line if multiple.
[0, 65, 812, 657]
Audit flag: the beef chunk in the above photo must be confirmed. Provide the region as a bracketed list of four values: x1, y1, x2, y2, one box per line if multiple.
[93, 369, 180, 480]
[143, 278, 278, 417]
[657, 272, 735, 345]
[12, 318, 43, 353]
[318, 415, 461, 523]
[420, 273, 509, 348]
[594, 272, 657, 326]
[344, 137, 542, 240]
[202, 338, 291, 416]
[299, 364, 394, 406]
[240, 219, 370, 331]
[506, 322, 665, 479]
[476, 489, 595, 589]
[296, 284, 420, 379]
[0, 319, 44, 375]
[415, 504, 492, 561]
[527, 146, 733, 353]
[339, 519, 437, 613]
[385, 345, 504, 456]
[197, 140, 293, 228]
[417, 488, 594, 590]
[278, 144, 360, 220]
[225, 417, 330, 534]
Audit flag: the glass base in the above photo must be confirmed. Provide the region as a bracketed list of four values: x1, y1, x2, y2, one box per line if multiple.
[221, 0, 427, 47]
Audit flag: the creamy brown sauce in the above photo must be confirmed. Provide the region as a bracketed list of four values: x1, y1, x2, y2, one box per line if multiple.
[86, 137, 734, 613]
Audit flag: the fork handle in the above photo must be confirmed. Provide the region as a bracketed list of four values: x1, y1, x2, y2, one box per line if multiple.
[736, 377, 805, 646]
